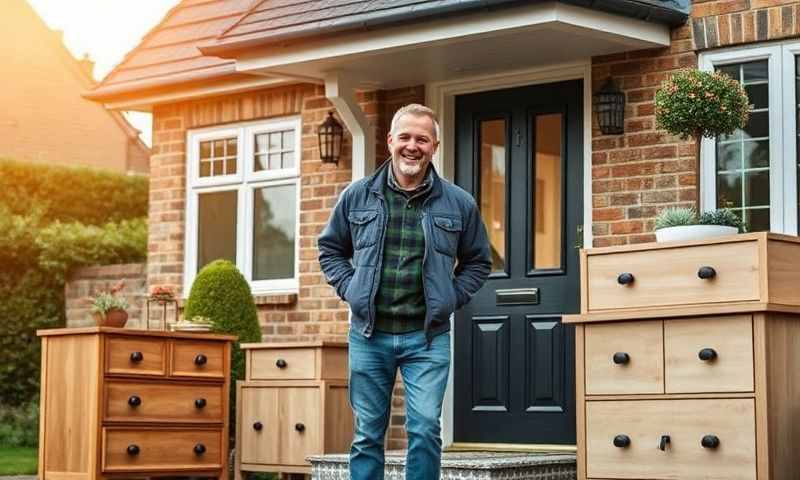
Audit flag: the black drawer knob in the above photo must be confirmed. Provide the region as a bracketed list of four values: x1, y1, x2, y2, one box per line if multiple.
[659, 434, 671, 451]
[613, 352, 630, 365]
[128, 395, 142, 407]
[194, 354, 208, 366]
[698, 266, 717, 279]
[698, 348, 718, 361]
[613, 434, 630, 448]
[295, 422, 305, 433]
[194, 398, 207, 409]
[276, 358, 288, 369]
[130, 351, 143, 363]
[701, 435, 720, 449]
[253, 421, 263, 431]
[127, 444, 140, 456]
[194, 443, 206, 455]
[617, 273, 635, 285]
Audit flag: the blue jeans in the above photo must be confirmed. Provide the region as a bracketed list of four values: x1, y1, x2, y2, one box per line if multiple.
[348, 329, 451, 480]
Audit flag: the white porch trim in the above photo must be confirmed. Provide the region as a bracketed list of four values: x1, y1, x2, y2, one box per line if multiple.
[426, 60, 593, 448]
[324, 72, 376, 183]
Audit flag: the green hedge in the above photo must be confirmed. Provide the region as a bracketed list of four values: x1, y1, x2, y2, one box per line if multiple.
[0, 158, 148, 225]
[0, 160, 148, 411]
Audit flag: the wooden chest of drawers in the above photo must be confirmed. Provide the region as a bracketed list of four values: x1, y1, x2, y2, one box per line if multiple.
[565, 233, 800, 480]
[235, 341, 352, 477]
[37, 327, 235, 480]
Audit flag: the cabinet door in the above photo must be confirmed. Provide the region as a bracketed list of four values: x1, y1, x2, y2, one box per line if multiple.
[239, 387, 280, 465]
[280, 387, 321, 465]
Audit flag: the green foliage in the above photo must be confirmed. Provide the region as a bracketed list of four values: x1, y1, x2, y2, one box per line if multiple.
[0, 158, 148, 225]
[0, 447, 38, 475]
[655, 69, 750, 140]
[699, 208, 746, 232]
[0, 400, 39, 448]
[654, 207, 697, 230]
[183, 260, 262, 442]
[0, 161, 147, 406]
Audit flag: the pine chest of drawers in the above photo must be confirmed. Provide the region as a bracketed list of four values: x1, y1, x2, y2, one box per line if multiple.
[564, 233, 800, 480]
[37, 327, 235, 480]
[234, 341, 352, 477]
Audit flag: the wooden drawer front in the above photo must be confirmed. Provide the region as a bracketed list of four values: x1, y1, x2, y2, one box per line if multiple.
[586, 399, 756, 480]
[106, 337, 166, 376]
[103, 428, 222, 472]
[239, 386, 321, 466]
[585, 321, 664, 395]
[171, 340, 225, 378]
[105, 381, 224, 423]
[665, 315, 754, 393]
[250, 348, 316, 380]
[586, 240, 760, 312]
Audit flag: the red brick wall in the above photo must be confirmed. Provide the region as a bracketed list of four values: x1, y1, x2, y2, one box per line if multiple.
[149, 83, 425, 450]
[589, 0, 799, 247]
[65, 263, 147, 328]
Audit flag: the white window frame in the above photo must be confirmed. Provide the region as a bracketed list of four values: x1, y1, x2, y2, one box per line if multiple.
[700, 41, 800, 234]
[184, 116, 302, 296]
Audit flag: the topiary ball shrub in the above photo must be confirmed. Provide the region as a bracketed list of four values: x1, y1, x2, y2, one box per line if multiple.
[183, 259, 262, 440]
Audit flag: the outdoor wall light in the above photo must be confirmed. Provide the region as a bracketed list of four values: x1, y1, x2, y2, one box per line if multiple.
[318, 111, 344, 165]
[593, 78, 625, 135]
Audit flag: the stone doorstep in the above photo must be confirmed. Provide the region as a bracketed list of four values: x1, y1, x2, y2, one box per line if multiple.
[308, 451, 577, 480]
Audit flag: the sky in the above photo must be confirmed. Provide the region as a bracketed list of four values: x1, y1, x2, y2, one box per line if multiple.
[27, 0, 182, 146]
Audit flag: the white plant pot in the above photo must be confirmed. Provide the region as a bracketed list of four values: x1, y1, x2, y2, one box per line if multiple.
[655, 225, 739, 243]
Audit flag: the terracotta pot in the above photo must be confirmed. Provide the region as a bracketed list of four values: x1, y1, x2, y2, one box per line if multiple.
[94, 309, 129, 328]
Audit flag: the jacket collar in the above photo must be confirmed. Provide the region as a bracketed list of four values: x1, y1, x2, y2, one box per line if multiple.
[367, 159, 442, 200]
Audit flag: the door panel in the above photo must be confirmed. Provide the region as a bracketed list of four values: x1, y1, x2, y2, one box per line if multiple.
[454, 80, 582, 444]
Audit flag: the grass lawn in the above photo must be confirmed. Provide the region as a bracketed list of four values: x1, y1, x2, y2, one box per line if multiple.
[0, 447, 37, 475]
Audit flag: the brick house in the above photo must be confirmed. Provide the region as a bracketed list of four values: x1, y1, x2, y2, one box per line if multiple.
[1, 0, 150, 174]
[87, 0, 795, 454]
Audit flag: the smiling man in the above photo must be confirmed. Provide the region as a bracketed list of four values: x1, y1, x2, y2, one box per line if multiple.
[318, 104, 491, 479]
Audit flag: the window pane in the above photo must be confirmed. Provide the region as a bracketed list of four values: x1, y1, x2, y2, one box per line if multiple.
[282, 152, 294, 169]
[253, 184, 296, 281]
[226, 157, 237, 175]
[269, 154, 281, 170]
[283, 130, 294, 149]
[213, 140, 224, 158]
[197, 191, 237, 272]
[533, 114, 562, 270]
[199, 137, 236, 177]
[479, 119, 507, 272]
[252, 129, 296, 172]
[269, 132, 281, 150]
[255, 154, 267, 172]
[213, 160, 224, 176]
[199, 161, 211, 177]
[226, 138, 237, 157]
[715, 60, 770, 231]
[255, 133, 268, 154]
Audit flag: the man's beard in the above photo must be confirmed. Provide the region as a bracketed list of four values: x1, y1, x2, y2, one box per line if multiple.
[396, 157, 428, 177]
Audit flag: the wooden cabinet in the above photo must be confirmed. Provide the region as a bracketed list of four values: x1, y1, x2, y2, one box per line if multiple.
[37, 327, 235, 480]
[235, 341, 352, 477]
[566, 233, 800, 480]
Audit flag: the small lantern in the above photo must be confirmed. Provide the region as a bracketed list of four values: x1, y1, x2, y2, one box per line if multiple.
[318, 111, 344, 164]
[146, 286, 179, 330]
[593, 78, 625, 135]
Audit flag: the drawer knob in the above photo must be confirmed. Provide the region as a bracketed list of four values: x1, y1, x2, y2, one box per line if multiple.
[253, 421, 263, 431]
[659, 434, 671, 451]
[698, 348, 718, 361]
[617, 273, 635, 285]
[194, 354, 208, 366]
[701, 434, 720, 449]
[127, 444, 140, 456]
[613, 435, 630, 448]
[276, 358, 288, 369]
[130, 351, 143, 363]
[194, 443, 206, 455]
[194, 398, 207, 409]
[128, 395, 142, 407]
[612, 352, 630, 365]
[295, 422, 306, 433]
[698, 266, 717, 279]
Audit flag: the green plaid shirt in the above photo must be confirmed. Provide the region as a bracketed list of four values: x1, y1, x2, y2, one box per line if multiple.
[373, 165, 434, 333]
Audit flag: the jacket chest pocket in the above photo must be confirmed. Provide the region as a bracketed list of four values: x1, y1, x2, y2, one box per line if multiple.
[348, 209, 380, 250]
[431, 215, 463, 257]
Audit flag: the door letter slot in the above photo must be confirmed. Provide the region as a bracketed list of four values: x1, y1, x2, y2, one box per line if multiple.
[496, 288, 539, 306]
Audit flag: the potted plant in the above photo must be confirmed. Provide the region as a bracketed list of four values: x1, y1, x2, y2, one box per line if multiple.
[655, 69, 750, 209]
[655, 207, 745, 242]
[88, 281, 129, 328]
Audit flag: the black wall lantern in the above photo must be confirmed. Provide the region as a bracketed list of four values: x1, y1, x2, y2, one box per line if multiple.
[593, 78, 625, 135]
[318, 111, 344, 165]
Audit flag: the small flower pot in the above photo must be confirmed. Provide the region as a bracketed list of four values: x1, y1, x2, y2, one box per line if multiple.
[94, 308, 129, 328]
[655, 225, 738, 243]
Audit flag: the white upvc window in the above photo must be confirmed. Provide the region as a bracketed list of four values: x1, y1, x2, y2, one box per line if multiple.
[184, 117, 301, 295]
[700, 41, 800, 234]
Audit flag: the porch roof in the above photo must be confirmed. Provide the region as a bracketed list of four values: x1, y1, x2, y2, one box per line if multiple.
[201, 0, 689, 57]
